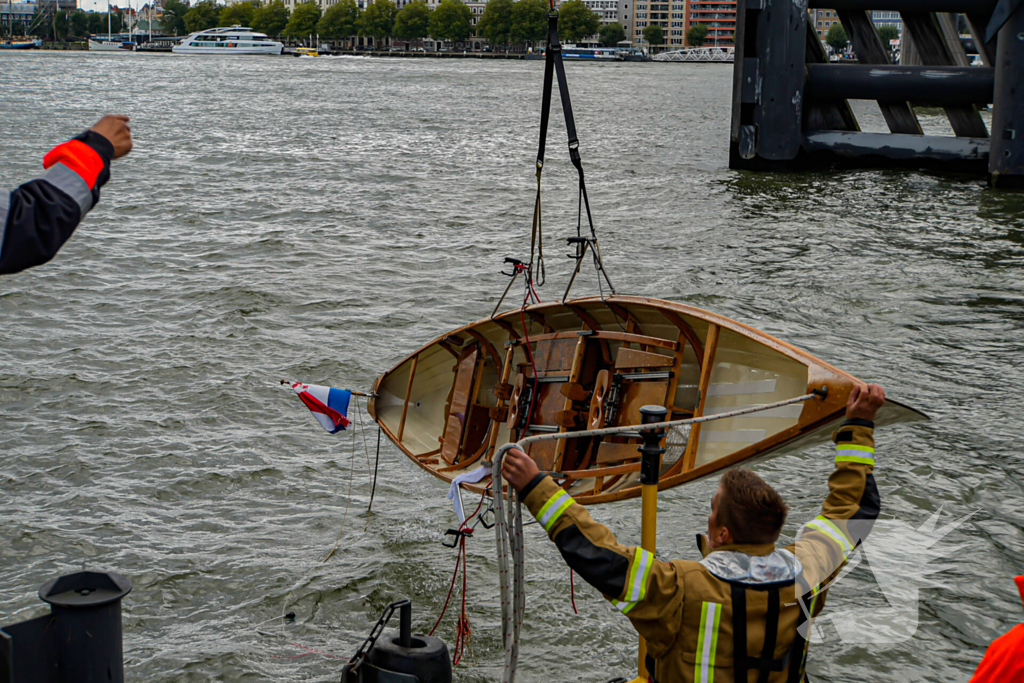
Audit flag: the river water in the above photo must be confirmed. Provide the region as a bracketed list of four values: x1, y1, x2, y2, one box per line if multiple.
[1, 52, 1022, 682]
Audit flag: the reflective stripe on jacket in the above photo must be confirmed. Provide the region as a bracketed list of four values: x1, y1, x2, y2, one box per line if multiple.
[522, 423, 880, 683]
[1, 130, 114, 275]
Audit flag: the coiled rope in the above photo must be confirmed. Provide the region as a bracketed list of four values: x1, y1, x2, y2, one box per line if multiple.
[491, 389, 825, 683]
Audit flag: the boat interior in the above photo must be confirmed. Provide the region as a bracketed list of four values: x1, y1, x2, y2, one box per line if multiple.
[372, 296, 915, 503]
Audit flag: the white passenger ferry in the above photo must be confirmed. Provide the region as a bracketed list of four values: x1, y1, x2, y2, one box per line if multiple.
[172, 27, 283, 55]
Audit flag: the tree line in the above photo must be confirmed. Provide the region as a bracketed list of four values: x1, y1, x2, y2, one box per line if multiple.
[162, 0, 615, 49]
[16, 10, 123, 40]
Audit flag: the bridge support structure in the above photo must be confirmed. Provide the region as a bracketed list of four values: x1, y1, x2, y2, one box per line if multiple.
[729, 0, 1024, 188]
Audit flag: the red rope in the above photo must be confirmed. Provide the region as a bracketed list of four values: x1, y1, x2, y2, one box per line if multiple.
[570, 568, 578, 614]
[429, 490, 485, 665]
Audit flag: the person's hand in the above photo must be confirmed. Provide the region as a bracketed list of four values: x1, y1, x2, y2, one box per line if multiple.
[846, 383, 885, 422]
[90, 115, 132, 159]
[502, 448, 540, 492]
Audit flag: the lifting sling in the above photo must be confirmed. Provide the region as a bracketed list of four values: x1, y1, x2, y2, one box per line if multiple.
[532, 9, 616, 303]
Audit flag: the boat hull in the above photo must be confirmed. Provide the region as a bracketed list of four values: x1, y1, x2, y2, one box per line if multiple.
[89, 39, 132, 51]
[370, 296, 926, 504]
[171, 45, 283, 55]
[0, 39, 42, 49]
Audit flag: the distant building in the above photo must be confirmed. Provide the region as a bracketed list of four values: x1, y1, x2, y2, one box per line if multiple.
[811, 8, 840, 41]
[683, 1, 735, 47]
[871, 10, 902, 32]
[580, 0, 618, 27]
[631, 0, 735, 49]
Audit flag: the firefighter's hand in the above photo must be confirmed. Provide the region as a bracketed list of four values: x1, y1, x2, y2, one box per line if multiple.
[90, 115, 133, 159]
[502, 448, 540, 492]
[846, 383, 885, 422]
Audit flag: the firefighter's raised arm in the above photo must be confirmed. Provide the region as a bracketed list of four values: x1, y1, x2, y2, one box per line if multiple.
[1, 115, 132, 275]
[793, 383, 885, 591]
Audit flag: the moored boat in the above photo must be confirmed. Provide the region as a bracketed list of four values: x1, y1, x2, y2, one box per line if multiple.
[0, 38, 42, 49]
[172, 26, 283, 55]
[89, 35, 133, 51]
[369, 295, 926, 504]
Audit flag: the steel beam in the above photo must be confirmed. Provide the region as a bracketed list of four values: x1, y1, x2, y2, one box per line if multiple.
[837, 9, 922, 134]
[805, 65, 995, 105]
[990, 5, 1024, 187]
[903, 12, 990, 137]
[803, 131, 990, 163]
[809, 0, 997, 11]
[803, 20, 859, 132]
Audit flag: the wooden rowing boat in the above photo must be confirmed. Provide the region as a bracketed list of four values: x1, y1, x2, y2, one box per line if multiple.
[367, 295, 926, 504]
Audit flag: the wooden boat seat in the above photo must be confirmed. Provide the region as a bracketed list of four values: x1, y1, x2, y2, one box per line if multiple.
[440, 345, 487, 465]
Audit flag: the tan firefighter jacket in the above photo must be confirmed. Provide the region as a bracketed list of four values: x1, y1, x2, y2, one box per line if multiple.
[520, 421, 880, 683]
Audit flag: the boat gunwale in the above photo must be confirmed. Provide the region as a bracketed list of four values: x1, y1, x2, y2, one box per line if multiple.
[372, 295, 860, 393]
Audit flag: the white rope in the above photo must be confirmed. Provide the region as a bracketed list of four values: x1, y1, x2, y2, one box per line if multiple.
[491, 390, 823, 681]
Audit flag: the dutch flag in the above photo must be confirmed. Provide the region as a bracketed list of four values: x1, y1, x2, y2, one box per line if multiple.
[289, 381, 352, 433]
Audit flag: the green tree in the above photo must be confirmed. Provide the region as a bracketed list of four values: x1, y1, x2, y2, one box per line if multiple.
[876, 24, 899, 46]
[86, 11, 122, 34]
[68, 10, 90, 38]
[598, 21, 624, 47]
[509, 0, 546, 46]
[393, 0, 429, 49]
[642, 23, 662, 50]
[477, 0, 513, 48]
[825, 22, 847, 53]
[283, 0, 321, 39]
[429, 0, 472, 45]
[252, 0, 290, 37]
[51, 10, 69, 40]
[556, 0, 598, 43]
[184, 0, 221, 33]
[358, 0, 396, 48]
[318, 0, 360, 41]
[220, 1, 256, 28]
[162, 0, 188, 35]
[685, 22, 706, 46]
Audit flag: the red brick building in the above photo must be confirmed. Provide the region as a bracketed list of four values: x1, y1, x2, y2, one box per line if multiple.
[684, 0, 736, 47]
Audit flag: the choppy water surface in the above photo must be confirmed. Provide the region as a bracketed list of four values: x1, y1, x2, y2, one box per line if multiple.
[1, 52, 1022, 682]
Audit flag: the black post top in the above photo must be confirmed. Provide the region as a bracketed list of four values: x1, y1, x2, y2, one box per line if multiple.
[39, 571, 132, 609]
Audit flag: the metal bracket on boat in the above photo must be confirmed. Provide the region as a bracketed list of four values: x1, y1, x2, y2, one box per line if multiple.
[812, 385, 828, 399]
[490, 257, 532, 321]
[442, 527, 474, 548]
[561, 236, 616, 304]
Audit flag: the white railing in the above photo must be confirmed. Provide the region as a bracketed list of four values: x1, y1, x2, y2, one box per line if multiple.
[653, 46, 735, 62]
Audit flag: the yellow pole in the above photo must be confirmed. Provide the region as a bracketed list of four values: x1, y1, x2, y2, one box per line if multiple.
[632, 405, 667, 682]
[635, 473, 659, 680]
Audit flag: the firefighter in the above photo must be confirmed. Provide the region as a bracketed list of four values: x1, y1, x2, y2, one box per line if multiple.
[969, 576, 1024, 683]
[1, 114, 133, 275]
[501, 383, 886, 682]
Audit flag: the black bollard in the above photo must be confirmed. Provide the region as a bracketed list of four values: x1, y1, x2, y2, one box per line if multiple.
[638, 405, 668, 487]
[0, 570, 131, 683]
[399, 601, 412, 649]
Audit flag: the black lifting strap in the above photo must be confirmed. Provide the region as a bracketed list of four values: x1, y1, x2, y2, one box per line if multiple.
[545, 11, 596, 243]
[730, 582, 792, 683]
[535, 9, 615, 300]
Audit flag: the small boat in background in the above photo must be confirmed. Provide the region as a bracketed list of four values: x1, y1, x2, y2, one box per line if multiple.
[369, 295, 926, 504]
[0, 38, 42, 49]
[89, 35, 133, 51]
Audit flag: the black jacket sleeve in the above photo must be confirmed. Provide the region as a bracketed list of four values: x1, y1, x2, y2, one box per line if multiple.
[0, 130, 114, 275]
